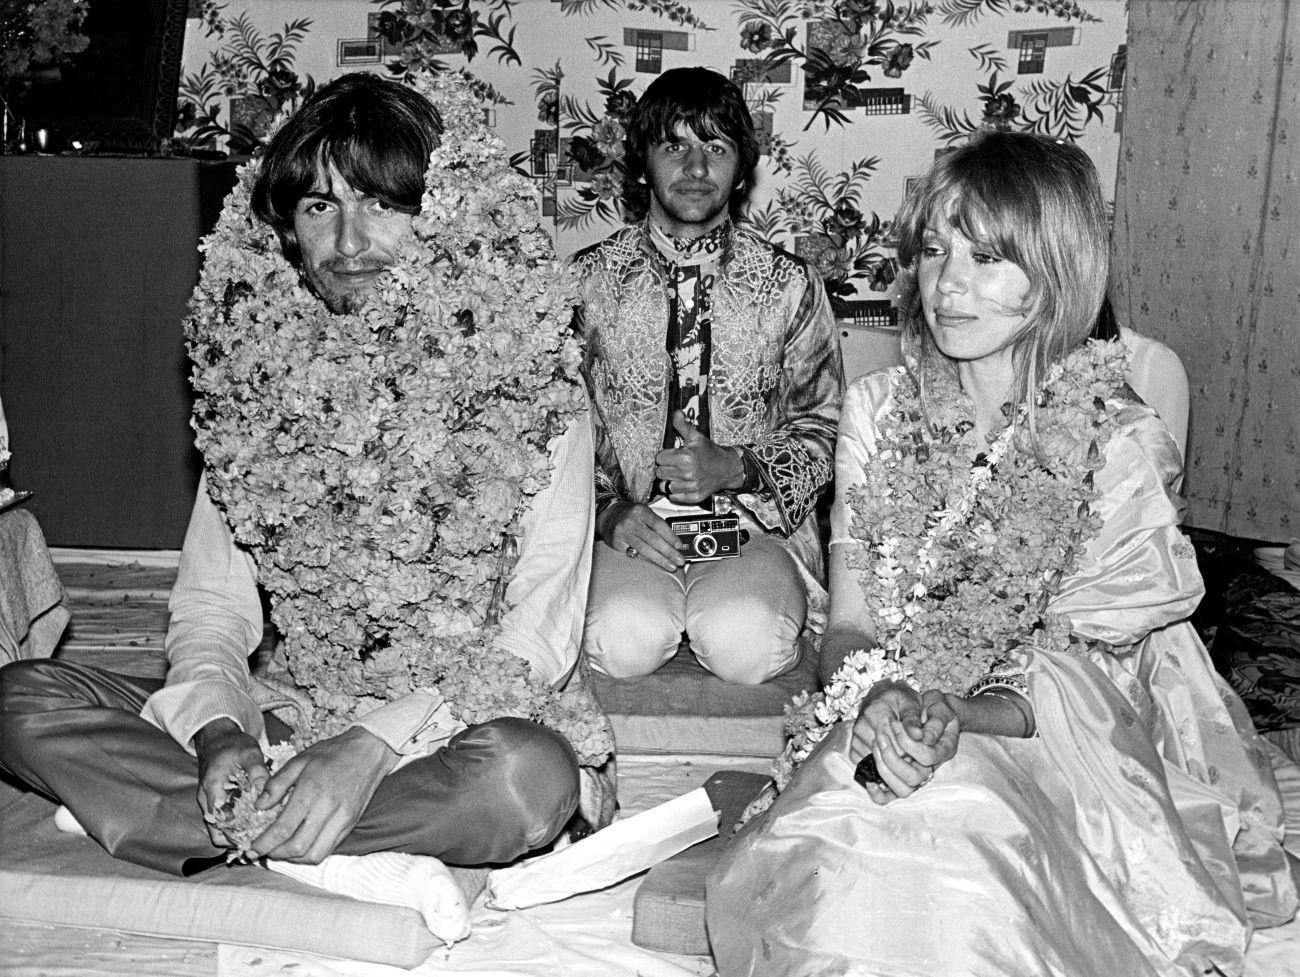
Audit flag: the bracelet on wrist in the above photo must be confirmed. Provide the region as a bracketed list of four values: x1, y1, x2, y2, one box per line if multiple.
[967, 674, 1036, 738]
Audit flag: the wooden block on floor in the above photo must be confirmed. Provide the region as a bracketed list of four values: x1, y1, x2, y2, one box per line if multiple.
[631, 769, 771, 956]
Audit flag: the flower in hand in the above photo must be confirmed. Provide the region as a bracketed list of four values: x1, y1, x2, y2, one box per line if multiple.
[205, 768, 284, 863]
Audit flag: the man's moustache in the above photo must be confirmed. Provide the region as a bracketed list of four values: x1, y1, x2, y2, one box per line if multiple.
[320, 260, 389, 274]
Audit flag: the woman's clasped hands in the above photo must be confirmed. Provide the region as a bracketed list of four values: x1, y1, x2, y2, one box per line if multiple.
[851, 682, 960, 805]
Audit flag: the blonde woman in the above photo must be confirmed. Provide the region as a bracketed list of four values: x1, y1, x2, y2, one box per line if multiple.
[707, 132, 1296, 977]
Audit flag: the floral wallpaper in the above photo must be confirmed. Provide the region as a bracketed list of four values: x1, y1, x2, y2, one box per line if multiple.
[177, 0, 1128, 321]
[1113, 0, 1299, 542]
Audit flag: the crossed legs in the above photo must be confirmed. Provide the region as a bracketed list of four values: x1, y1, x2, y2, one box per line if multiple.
[0, 658, 578, 874]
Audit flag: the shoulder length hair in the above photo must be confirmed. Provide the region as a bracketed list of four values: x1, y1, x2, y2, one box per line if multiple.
[621, 66, 760, 221]
[892, 131, 1110, 444]
[250, 72, 443, 265]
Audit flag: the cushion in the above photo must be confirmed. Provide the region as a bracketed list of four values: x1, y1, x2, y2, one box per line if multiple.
[0, 779, 486, 968]
[591, 636, 817, 756]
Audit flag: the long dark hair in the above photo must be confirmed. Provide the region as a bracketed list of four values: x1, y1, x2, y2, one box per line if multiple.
[621, 67, 760, 221]
[251, 72, 443, 263]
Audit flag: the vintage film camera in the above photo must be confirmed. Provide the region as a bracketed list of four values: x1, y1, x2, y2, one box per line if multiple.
[657, 497, 749, 563]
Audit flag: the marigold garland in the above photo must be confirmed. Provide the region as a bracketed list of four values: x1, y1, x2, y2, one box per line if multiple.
[773, 339, 1130, 789]
[185, 70, 612, 769]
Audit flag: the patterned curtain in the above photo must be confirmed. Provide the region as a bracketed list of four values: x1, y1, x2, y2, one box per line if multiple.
[1113, 0, 1299, 542]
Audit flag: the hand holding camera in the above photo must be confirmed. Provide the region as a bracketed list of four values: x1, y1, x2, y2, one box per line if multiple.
[598, 501, 686, 572]
[600, 411, 750, 570]
[599, 495, 749, 569]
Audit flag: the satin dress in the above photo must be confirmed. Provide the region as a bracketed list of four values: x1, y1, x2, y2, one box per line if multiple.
[706, 370, 1297, 977]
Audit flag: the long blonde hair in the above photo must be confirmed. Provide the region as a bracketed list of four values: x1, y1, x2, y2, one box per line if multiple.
[892, 131, 1110, 447]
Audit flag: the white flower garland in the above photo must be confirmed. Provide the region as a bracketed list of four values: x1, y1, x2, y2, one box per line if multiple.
[771, 341, 1129, 791]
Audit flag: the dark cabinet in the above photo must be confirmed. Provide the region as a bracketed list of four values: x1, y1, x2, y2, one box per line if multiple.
[0, 156, 238, 547]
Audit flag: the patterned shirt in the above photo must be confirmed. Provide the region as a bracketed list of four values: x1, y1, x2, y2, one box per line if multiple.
[572, 218, 844, 621]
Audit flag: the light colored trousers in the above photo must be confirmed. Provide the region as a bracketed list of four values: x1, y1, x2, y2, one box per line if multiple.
[584, 532, 805, 685]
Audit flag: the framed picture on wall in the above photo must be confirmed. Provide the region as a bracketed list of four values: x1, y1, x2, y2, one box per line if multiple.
[338, 38, 382, 66]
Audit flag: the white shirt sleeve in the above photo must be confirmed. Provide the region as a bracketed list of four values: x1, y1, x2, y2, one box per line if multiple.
[141, 474, 266, 752]
[351, 690, 459, 757]
[495, 406, 595, 686]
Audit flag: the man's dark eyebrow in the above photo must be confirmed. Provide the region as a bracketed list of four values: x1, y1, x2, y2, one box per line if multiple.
[300, 188, 339, 202]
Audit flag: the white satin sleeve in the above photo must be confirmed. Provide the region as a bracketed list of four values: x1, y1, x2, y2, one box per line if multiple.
[828, 370, 900, 548]
[825, 370, 901, 641]
[1050, 402, 1204, 646]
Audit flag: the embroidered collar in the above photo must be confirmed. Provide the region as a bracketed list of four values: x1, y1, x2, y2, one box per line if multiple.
[647, 218, 730, 267]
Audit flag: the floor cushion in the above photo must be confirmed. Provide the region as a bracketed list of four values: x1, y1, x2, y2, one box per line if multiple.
[590, 635, 818, 756]
[0, 777, 486, 968]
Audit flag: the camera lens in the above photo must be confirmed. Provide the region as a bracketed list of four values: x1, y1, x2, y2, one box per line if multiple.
[694, 534, 718, 557]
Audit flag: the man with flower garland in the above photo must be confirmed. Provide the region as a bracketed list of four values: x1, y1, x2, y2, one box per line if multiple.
[572, 67, 842, 685]
[0, 72, 611, 943]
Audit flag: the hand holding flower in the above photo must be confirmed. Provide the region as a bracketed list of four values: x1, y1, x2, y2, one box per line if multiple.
[248, 726, 400, 864]
[195, 718, 270, 849]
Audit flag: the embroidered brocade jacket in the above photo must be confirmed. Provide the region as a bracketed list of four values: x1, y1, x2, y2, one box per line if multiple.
[572, 221, 843, 624]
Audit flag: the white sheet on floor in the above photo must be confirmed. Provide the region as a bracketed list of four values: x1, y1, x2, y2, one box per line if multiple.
[218, 756, 751, 977]
[213, 750, 1300, 977]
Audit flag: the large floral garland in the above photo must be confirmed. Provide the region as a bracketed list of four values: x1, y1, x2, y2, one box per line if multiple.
[185, 70, 612, 769]
[773, 339, 1130, 789]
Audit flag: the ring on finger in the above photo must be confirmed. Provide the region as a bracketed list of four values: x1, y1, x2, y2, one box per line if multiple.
[626, 545, 639, 559]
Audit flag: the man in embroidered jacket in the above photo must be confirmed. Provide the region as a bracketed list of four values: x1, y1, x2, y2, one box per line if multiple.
[573, 68, 843, 685]
[0, 75, 596, 882]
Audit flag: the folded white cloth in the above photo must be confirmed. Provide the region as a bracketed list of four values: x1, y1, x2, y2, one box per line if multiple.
[268, 852, 471, 947]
